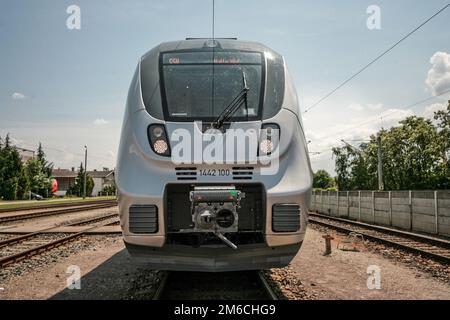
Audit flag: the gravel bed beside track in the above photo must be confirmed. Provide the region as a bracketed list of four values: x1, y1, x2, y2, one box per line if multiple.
[155, 271, 272, 300]
[309, 222, 450, 283]
[263, 266, 318, 300]
[0, 235, 16, 241]
[124, 269, 167, 299]
[1, 228, 449, 299]
[0, 233, 71, 258]
[0, 207, 118, 228]
[0, 236, 117, 282]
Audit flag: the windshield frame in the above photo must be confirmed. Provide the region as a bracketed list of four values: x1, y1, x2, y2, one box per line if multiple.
[158, 49, 266, 122]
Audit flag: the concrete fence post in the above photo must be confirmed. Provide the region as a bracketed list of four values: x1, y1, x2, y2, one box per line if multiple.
[328, 190, 330, 216]
[312, 190, 315, 211]
[388, 191, 392, 227]
[409, 190, 413, 231]
[347, 191, 350, 218]
[372, 191, 375, 224]
[337, 192, 340, 217]
[321, 190, 324, 213]
[315, 191, 318, 211]
[358, 191, 361, 221]
[434, 191, 439, 235]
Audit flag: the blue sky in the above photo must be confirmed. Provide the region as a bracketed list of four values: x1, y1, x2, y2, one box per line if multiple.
[1, 0, 449, 172]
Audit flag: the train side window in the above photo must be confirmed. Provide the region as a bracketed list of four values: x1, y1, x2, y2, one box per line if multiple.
[263, 53, 285, 119]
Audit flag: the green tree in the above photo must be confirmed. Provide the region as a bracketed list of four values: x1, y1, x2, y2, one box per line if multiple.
[433, 101, 450, 188]
[0, 134, 23, 200]
[69, 163, 94, 197]
[313, 169, 334, 189]
[25, 158, 52, 197]
[332, 143, 375, 190]
[101, 184, 116, 196]
[332, 113, 450, 191]
[36, 143, 54, 196]
[16, 167, 30, 200]
[36, 142, 53, 177]
[382, 117, 443, 189]
[0, 135, 56, 199]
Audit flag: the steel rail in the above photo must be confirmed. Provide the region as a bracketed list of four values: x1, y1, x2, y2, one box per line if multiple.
[0, 215, 119, 267]
[0, 213, 118, 249]
[153, 270, 278, 300]
[258, 271, 278, 300]
[0, 201, 117, 223]
[0, 199, 117, 213]
[308, 213, 450, 263]
[152, 271, 170, 300]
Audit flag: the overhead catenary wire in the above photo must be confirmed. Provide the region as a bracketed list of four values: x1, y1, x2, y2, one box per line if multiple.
[211, 0, 216, 116]
[12, 141, 113, 163]
[314, 88, 450, 143]
[303, 3, 450, 114]
[308, 89, 450, 159]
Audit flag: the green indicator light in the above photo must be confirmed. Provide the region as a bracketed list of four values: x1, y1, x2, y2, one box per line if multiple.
[229, 190, 238, 197]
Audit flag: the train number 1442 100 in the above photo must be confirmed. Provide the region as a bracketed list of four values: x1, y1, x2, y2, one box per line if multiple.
[199, 169, 230, 176]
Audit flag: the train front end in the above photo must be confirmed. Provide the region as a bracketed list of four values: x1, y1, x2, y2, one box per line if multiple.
[116, 39, 313, 272]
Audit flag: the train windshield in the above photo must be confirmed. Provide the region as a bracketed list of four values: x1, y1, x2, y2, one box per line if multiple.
[160, 51, 263, 121]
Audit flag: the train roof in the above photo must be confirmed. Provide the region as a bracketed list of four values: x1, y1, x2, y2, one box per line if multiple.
[142, 39, 282, 58]
[137, 38, 291, 120]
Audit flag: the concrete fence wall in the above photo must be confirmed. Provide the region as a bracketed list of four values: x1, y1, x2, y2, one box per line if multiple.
[310, 190, 450, 237]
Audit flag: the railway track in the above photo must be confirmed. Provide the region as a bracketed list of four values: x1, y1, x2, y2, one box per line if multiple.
[308, 212, 450, 263]
[0, 199, 116, 213]
[0, 213, 119, 267]
[153, 271, 278, 300]
[0, 200, 117, 223]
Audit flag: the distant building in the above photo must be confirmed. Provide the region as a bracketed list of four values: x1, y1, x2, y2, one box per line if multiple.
[51, 167, 115, 197]
[15, 147, 35, 163]
[87, 169, 115, 196]
[52, 168, 78, 196]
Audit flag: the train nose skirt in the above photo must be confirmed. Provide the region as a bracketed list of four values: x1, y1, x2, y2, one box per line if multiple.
[124, 242, 301, 272]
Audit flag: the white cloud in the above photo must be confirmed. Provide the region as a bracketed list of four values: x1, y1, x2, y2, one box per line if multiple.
[9, 137, 24, 145]
[423, 102, 446, 120]
[93, 118, 108, 126]
[378, 108, 415, 127]
[11, 92, 26, 100]
[347, 103, 364, 111]
[425, 51, 450, 95]
[1, 122, 120, 171]
[346, 103, 383, 112]
[367, 103, 383, 111]
[306, 107, 415, 173]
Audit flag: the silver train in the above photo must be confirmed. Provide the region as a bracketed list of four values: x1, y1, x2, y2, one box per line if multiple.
[116, 38, 312, 272]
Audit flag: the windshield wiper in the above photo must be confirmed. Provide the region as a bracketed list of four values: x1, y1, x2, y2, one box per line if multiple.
[210, 71, 250, 129]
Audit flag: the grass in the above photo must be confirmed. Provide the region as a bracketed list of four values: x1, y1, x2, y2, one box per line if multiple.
[0, 196, 116, 210]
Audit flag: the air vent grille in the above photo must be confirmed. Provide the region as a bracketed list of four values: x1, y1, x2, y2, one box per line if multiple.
[232, 167, 254, 180]
[129, 205, 158, 234]
[272, 204, 300, 232]
[175, 167, 197, 180]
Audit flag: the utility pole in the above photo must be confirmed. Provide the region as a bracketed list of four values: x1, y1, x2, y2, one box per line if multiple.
[377, 136, 384, 191]
[341, 140, 362, 154]
[83, 145, 87, 199]
[341, 139, 384, 190]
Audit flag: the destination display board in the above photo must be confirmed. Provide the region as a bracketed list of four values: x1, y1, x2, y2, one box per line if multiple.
[162, 52, 262, 65]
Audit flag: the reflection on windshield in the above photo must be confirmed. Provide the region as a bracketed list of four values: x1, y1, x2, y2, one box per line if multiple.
[161, 52, 263, 121]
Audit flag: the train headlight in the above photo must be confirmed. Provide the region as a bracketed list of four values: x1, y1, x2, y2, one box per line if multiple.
[259, 139, 274, 154]
[153, 139, 168, 154]
[152, 126, 164, 138]
[148, 124, 171, 156]
[258, 123, 280, 156]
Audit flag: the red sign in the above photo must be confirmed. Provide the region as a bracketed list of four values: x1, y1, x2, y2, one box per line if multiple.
[51, 179, 58, 193]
